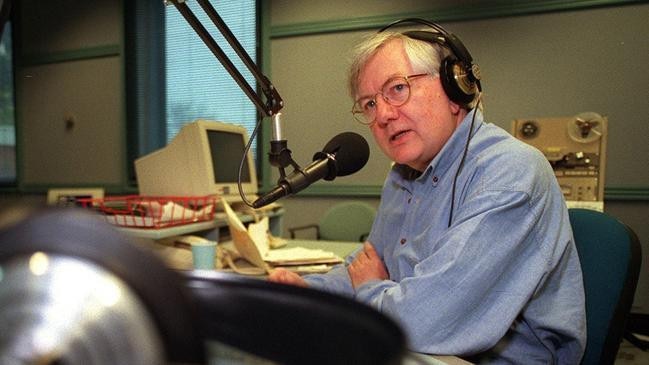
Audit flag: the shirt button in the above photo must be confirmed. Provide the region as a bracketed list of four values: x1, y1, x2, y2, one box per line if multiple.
[407, 198, 412, 204]
[400, 238, 407, 245]
[432, 176, 439, 183]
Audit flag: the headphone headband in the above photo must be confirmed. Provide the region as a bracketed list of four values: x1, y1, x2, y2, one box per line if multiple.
[379, 18, 448, 35]
[378, 18, 482, 106]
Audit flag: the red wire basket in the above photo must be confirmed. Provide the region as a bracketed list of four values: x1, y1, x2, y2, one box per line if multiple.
[78, 195, 220, 229]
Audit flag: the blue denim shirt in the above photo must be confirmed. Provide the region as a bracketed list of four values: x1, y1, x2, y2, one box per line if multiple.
[305, 110, 586, 364]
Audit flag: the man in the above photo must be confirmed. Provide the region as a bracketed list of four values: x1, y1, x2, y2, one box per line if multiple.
[269, 21, 586, 364]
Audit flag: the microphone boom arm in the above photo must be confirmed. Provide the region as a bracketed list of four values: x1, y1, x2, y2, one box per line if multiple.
[165, 0, 298, 182]
[165, 0, 283, 116]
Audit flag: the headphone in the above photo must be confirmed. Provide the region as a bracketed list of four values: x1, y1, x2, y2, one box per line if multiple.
[379, 18, 482, 107]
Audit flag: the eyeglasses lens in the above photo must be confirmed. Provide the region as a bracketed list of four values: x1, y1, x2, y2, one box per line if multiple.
[352, 76, 411, 125]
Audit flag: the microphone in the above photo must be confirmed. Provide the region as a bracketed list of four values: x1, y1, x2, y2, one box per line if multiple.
[252, 132, 370, 208]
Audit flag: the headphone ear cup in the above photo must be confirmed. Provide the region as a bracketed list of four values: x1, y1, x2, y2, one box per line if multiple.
[440, 56, 476, 106]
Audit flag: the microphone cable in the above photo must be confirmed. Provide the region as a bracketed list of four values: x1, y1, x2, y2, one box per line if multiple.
[448, 95, 482, 228]
[237, 114, 264, 208]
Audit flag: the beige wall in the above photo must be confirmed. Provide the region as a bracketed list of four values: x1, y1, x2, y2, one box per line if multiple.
[16, 0, 125, 189]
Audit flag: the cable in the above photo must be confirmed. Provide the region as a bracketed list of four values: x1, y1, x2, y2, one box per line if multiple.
[448, 96, 482, 228]
[237, 115, 264, 208]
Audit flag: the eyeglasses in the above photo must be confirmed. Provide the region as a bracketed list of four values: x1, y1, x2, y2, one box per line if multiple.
[351, 73, 431, 125]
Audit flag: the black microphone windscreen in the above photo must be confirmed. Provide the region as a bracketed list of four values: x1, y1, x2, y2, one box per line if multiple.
[317, 132, 370, 177]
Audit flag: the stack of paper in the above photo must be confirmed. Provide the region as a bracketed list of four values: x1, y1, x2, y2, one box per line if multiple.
[222, 201, 342, 273]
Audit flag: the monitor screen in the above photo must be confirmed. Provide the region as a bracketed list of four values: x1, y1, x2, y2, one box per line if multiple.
[207, 130, 251, 184]
[135, 120, 258, 201]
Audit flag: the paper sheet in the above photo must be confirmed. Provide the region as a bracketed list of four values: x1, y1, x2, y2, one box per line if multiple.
[148, 201, 214, 222]
[265, 247, 341, 265]
[223, 200, 269, 271]
[222, 200, 342, 269]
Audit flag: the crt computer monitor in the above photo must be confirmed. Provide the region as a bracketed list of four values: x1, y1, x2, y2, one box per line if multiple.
[135, 120, 258, 201]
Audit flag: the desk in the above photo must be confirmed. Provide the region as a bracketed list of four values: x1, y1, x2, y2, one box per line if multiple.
[144, 238, 359, 272]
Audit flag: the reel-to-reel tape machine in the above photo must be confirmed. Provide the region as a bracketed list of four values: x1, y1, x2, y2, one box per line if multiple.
[512, 112, 607, 211]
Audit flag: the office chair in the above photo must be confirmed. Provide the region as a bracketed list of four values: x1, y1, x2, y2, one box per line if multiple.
[568, 208, 642, 365]
[289, 201, 376, 242]
[625, 312, 649, 351]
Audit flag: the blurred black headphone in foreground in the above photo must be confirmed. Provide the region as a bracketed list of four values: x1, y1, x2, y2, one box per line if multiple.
[379, 18, 482, 107]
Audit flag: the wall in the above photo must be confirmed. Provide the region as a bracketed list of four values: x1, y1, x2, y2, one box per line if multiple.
[15, 0, 125, 190]
[267, 0, 649, 312]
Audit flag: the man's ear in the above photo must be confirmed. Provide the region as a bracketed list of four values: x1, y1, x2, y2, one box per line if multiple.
[449, 100, 462, 115]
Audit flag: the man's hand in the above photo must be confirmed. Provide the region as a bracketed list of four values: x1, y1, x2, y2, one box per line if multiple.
[348, 242, 389, 289]
[267, 267, 308, 287]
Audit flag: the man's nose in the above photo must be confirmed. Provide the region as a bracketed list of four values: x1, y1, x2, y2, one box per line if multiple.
[374, 97, 398, 126]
